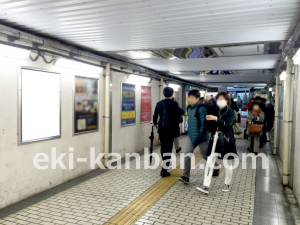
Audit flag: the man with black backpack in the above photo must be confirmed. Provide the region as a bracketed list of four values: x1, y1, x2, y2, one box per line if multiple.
[179, 90, 219, 185]
[153, 87, 185, 177]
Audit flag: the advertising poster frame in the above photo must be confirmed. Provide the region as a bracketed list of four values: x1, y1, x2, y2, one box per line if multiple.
[19, 66, 61, 145]
[121, 82, 136, 127]
[140, 86, 152, 124]
[74, 76, 99, 135]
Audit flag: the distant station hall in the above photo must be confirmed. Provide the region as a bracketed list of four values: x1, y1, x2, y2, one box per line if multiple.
[1, 1, 300, 225]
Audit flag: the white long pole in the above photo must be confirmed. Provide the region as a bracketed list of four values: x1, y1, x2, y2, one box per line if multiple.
[283, 56, 293, 185]
[273, 76, 280, 154]
[104, 63, 110, 167]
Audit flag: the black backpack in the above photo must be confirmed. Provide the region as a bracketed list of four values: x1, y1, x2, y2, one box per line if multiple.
[160, 100, 178, 131]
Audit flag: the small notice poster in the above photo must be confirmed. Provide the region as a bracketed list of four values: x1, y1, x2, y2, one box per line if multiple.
[121, 83, 136, 126]
[141, 86, 151, 123]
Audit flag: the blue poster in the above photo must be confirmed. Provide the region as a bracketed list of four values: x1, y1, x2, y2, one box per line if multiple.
[121, 83, 136, 126]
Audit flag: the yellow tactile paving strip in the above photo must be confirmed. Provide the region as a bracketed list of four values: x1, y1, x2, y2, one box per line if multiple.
[105, 151, 202, 225]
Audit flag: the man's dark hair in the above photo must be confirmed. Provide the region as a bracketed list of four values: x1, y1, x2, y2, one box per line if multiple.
[254, 96, 262, 101]
[163, 87, 174, 98]
[261, 98, 267, 103]
[200, 97, 205, 100]
[188, 89, 200, 98]
[216, 92, 231, 104]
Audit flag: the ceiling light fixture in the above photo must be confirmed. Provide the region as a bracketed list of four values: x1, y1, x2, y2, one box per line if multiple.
[280, 71, 287, 81]
[0, 43, 30, 59]
[55, 58, 103, 73]
[269, 87, 273, 91]
[116, 51, 157, 60]
[168, 56, 178, 60]
[293, 49, 300, 65]
[168, 84, 180, 90]
[128, 74, 151, 83]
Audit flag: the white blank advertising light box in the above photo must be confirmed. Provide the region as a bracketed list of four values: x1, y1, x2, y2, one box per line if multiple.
[21, 68, 61, 143]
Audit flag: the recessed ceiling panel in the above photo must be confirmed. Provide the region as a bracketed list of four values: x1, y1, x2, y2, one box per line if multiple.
[173, 74, 272, 84]
[213, 44, 265, 56]
[132, 54, 280, 71]
[206, 83, 267, 88]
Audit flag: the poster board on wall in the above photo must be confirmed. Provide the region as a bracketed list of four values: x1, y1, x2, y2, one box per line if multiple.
[20, 67, 61, 144]
[141, 86, 151, 123]
[74, 76, 99, 134]
[121, 83, 136, 126]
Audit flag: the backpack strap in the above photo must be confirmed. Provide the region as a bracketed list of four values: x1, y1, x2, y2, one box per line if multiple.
[187, 105, 191, 112]
[195, 104, 202, 122]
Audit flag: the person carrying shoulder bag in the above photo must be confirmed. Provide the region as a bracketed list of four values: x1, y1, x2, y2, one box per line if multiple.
[247, 103, 265, 154]
[197, 92, 237, 194]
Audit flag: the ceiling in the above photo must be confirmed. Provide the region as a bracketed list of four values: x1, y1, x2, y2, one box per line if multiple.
[0, 0, 299, 88]
[0, 0, 299, 51]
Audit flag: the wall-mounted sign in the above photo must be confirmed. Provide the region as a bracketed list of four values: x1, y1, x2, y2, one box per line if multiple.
[74, 76, 99, 134]
[141, 86, 151, 123]
[121, 83, 136, 126]
[20, 67, 61, 144]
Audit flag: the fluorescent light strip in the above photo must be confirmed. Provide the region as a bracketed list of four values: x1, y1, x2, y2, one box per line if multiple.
[0, 44, 30, 59]
[168, 84, 180, 89]
[293, 49, 300, 65]
[280, 71, 287, 81]
[128, 74, 150, 83]
[55, 58, 103, 73]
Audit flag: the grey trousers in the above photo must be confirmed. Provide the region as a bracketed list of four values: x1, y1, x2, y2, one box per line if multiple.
[183, 136, 210, 178]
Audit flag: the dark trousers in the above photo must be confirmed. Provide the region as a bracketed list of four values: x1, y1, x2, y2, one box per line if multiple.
[260, 125, 267, 145]
[159, 132, 174, 172]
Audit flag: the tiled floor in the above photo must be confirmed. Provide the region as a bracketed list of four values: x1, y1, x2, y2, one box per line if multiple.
[0, 138, 187, 225]
[134, 138, 256, 225]
[253, 134, 295, 225]
[0, 136, 296, 225]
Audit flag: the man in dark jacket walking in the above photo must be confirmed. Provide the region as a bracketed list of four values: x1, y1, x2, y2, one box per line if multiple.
[153, 87, 185, 177]
[179, 90, 218, 185]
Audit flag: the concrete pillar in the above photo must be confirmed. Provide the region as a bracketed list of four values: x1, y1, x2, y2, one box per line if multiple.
[273, 76, 280, 155]
[283, 56, 293, 185]
[159, 78, 164, 100]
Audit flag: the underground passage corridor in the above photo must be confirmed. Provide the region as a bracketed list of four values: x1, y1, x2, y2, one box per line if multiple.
[1, 0, 300, 225]
[0, 136, 296, 225]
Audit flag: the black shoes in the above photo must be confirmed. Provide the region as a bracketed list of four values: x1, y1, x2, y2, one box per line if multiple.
[212, 168, 220, 177]
[179, 176, 190, 185]
[160, 170, 170, 177]
[176, 147, 182, 153]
